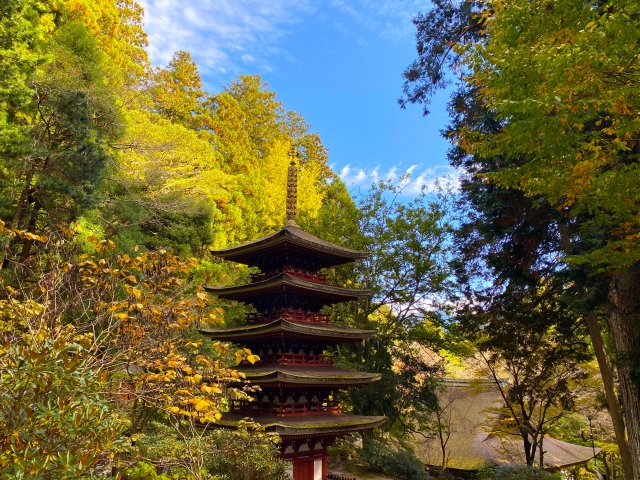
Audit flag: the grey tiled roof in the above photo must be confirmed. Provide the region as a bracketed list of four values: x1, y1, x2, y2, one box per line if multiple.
[210, 224, 367, 261]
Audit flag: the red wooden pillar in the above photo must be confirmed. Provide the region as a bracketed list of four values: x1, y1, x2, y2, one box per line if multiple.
[322, 454, 328, 480]
[292, 458, 315, 480]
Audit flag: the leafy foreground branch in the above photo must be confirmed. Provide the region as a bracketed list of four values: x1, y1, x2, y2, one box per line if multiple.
[0, 224, 286, 479]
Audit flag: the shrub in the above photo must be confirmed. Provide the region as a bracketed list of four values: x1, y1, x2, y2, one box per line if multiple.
[493, 465, 563, 480]
[360, 441, 430, 480]
[0, 319, 126, 479]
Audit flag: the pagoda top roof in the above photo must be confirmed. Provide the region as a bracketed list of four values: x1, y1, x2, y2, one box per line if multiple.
[210, 222, 368, 269]
[214, 413, 387, 438]
[233, 365, 381, 387]
[199, 318, 375, 344]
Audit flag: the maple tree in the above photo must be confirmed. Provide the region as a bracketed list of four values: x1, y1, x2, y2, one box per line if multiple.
[0, 220, 262, 477]
[0, 0, 339, 477]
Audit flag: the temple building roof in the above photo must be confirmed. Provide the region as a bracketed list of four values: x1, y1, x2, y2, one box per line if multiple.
[234, 365, 381, 387]
[413, 378, 601, 470]
[204, 273, 371, 311]
[215, 413, 387, 439]
[210, 222, 368, 271]
[199, 319, 375, 344]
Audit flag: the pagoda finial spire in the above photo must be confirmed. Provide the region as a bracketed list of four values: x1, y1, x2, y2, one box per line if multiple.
[286, 147, 299, 226]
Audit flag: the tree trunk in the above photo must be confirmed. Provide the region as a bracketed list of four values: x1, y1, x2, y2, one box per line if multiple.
[608, 266, 640, 479]
[523, 434, 534, 466]
[19, 194, 39, 266]
[585, 311, 634, 480]
[1, 169, 35, 269]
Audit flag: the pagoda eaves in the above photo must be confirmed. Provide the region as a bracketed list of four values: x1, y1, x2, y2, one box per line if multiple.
[204, 273, 371, 311]
[199, 318, 375, 345]
[232, 365, 381, 387]
[215, 413, 387, 438]
[210, 222, 367, 271]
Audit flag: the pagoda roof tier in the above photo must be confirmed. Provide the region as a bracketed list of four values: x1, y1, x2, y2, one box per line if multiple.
[215, 413, 387, 438]
[234, 365, 381, 387]
[199, 319, 375, 344]
[210, 223, 368, 270]
[204, 273, 371, 311]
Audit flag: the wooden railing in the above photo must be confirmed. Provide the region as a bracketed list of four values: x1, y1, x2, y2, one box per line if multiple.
[246, 308, 331, 324]
[257, 353, 334, 366]
[251, 267, 328, 284]
[230, 400, 341, 416]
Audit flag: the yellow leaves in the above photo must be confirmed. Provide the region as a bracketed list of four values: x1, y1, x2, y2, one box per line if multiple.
[201, 384, 222, 394]
[194, 399, 213, 412]
[195, 355, 214, 367]
[184, 374, 202, 384]
[142, 370, 176, 383]
[184, 339, 202, 350]
[196, 292, 207, 308]
[10, 230, 48, 243]
[235, 348, 260, 365]
[211, 342, 229, 355]
[203, 309, 224, 326]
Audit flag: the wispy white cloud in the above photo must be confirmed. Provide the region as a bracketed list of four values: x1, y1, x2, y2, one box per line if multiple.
[138, 0, 433, 88]
[330, 0, 432, 40]
[340, 163, 459, 195]
[139, 0, 432, 79]
[138, 0, 314, 75]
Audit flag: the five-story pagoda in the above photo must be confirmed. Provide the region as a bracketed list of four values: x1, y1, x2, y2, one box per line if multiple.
[200, 154, 385, 480]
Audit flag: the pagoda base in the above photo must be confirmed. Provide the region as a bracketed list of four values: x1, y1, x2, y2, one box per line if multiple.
[213, 413, 386, 480]
[282, 438, 329, 480]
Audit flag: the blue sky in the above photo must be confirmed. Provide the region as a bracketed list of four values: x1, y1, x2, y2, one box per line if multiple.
[138, 0, 454, 194]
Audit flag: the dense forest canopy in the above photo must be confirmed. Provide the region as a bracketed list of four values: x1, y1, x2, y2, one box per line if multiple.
[0, 0, 637, 479]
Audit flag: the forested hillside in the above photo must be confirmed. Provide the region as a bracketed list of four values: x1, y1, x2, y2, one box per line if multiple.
[0, 0, 331, 257]
[0, 0, 333, 478]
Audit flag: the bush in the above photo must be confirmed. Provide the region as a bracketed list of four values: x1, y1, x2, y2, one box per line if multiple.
[360, 441, 430, 480]
[0, 319, 126, 479]
[133, 420, 289, 480]
[493, 465, 563, 480]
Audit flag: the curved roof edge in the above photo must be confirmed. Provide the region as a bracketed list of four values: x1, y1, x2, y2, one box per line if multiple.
[204, 273, 372, 300]
[214, 413, 387, 437]
[238, 368, 382, 385]
[199, 319, 376, 341]
[210, 224, 368, 262]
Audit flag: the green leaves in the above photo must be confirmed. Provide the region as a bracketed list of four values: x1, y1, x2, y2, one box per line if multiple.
[459, 0, 640, 272]
[0, 323, 126, 479]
